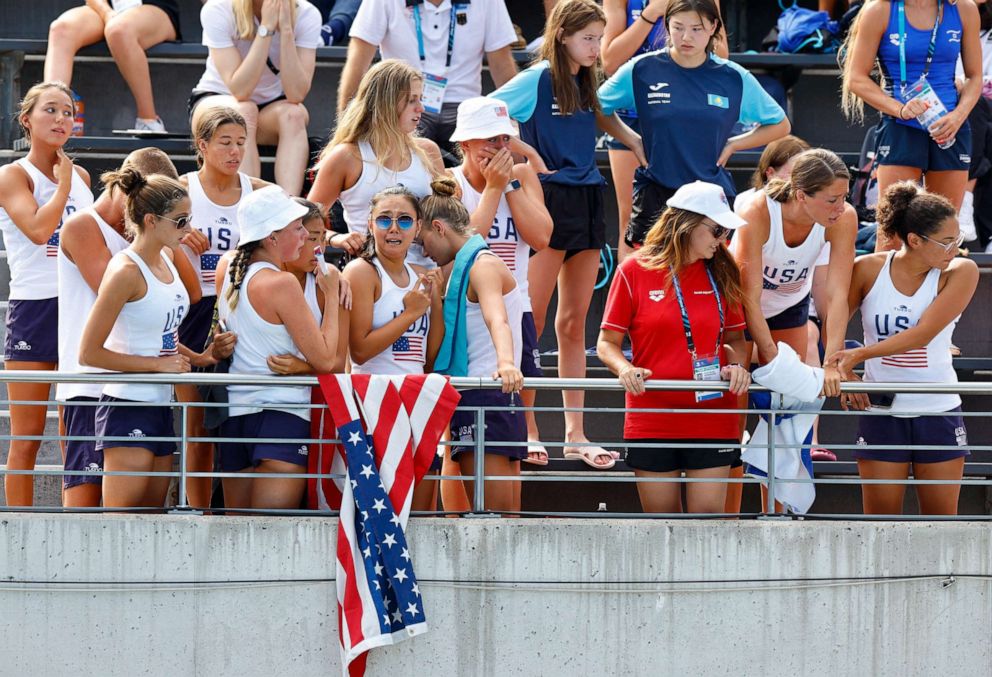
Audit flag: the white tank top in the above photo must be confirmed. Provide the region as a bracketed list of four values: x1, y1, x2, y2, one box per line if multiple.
[304, 272, 322, 322]
[222, 262, 311, 421]
[861, 252, 960, 415]
[450, 166, 532, 312]
[0, 158, 93, 299]
[351, 257, 428, 375]
[337, 140, 434, 268]
[103, 249, 189, 403]
[57, 208, 130, 400]
[465, 252, 523, 377]
[184, 171, 253, 297]
[757, 196, 825, 318]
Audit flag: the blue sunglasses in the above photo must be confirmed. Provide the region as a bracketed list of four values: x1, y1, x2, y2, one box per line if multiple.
[373, 215, 416, 230]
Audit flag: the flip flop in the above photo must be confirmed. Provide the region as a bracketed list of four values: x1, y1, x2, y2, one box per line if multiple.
[522, 443, 549, 466]
[563, 445, 617, 470]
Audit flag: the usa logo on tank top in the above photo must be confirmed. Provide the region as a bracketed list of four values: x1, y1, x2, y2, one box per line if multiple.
[392, 335, 424, 363]
[201, 253, 222, 285]
[763, 261, 809, 294]
[160, 330, 179, 356]
[46, 231, 59, 257]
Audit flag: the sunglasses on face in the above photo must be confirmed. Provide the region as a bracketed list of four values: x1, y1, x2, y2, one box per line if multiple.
[373, 215, 416, 230]
[159, 214, 192, 229]
[706, 223, 730, 240]
[919, 233, 965, 253]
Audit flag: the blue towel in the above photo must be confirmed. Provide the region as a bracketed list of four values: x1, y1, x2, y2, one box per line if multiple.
[434, 234, 489, 377]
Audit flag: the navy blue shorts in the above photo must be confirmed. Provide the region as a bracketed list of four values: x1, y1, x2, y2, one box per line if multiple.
[542, 183, 607, 254]
[605, 113, 640, 151]
[178, 295, 216, 354]
[520, 311, 543, 378]
[449, 389, 526, 461]
[745, 294, 811, 340]
[876, 117, 972, 172]
[218, 410, 310, 471]
[4, 297, 58, 362]
[63, 396, 101, 489]
[854, 406, 970, 464]
[625, 437, 740, 473]
[95, 395, 176, 457]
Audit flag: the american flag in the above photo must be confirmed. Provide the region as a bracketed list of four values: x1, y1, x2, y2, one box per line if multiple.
[763, 277, 807, 294]
[882, 348, 929, 369]
[391, 335, 425, 364]
[308, 374, 460, 677]
[46, 230, 60, 257]
[488, 242, 518, 271]
[160, 330, 179, 355]
[200, 253, 222, 285]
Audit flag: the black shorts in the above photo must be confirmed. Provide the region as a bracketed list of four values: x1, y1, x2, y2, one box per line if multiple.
[627, 181, 677, 247]
[876, 116, 972, 172]
[542, 182, 606, 253]
[187, 90, 287, 123]
[625, 437, 740, 473]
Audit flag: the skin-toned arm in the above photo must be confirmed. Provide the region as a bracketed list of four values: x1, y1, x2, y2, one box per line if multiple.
[307, 144, 365, 254]
[597, 328, 653, 395]
[163, 245, 203, 305]
[208, 0, 281, 101]
[415, 137, 445, 176]
[486, 45, 519, 90]
[719, 118, 792, 167]
[0, 152, 78, 245]
[507, 164, 552, 250]
[732, 199, 778, 363]
[342, 260, 432, 365]
[601, 0, 666, 75]
[469, 256, 523, 393]
[820, 205, 859, 360]
[337, 37, 378, 115]
[720, 329, 751, 395]
[930, 0, 982, 146]
[596, 111, 647, 166]
[276, 0, 317, 103]
[270, 267, 341, 373]
[79, 259, 191, 373]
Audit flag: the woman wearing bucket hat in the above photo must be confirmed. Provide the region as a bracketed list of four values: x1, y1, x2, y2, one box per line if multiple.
[489, 0, 644, 470]
[447, 96, 553, 469]
[597, 181, 751, 515]
[216, 185, 344, 511]
[309, 59, 443, 267]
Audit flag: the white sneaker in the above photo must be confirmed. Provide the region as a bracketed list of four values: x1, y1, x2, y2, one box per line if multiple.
[958, 190, 977, 242]
[134, 117, 166, 133]
[984, 240, 992, 254]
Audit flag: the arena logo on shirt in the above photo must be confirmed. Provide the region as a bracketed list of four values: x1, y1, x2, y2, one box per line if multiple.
[648, 289, 665, 302]
[647, 83, 671, 104]
[888, 33, 901, 47]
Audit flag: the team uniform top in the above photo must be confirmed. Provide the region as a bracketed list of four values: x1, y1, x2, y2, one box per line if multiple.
[57, 208, 129, 401]
[219, 262, 311, 421]
[450, 166, 531, 311]
[602, 256, 746, 440]
[598, 51, 786, 198]
[617, 0, 668, 119]
[860, 251, 960, 415]
[0, 158, 93, 299]
[351, 257, 429, 376]
[184, 171, 253, 297]
[490, 60, 604, 187]
[102, 249, 189, 403]
[463, 251, 523, 377]
[304, 272, 321, 322]
[337, 140, 434, 267]
[196, 0, 321, 104]
[731, 195, 826, 318]
[877, 0, 963, 131]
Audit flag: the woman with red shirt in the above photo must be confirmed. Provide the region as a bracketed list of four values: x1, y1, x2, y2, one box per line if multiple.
[597, 181, 751, 514]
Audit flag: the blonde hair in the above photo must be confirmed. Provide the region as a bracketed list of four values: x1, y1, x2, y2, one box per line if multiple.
[232, 0, 296, 40]
[420, 177, 471, 236]
[537, 0, 605, 116]
[192, 106, 247, 168]
[225, 241, 263, 312]
[839, 0, 880, 123]
[319, 60, 434, 175]
[19, 81, 74, 142]
[638, 207, 744, 305]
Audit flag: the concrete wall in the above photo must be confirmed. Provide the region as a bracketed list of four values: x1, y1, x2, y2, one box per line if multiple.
[1, 515, 990, 676]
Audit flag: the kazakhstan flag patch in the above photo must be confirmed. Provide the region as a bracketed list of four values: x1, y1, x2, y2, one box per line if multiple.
[707, 94, 729, 108]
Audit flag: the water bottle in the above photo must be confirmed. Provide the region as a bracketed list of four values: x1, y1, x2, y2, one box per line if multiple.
[903, 75, 955, 150]
[71, 91, 84, 137]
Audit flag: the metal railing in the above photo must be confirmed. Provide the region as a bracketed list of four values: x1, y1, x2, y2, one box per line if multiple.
[1, 370, 990, 519]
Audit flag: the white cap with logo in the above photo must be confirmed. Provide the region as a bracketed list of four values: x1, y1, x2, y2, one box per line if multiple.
[666, 181, 747, 230]
[236, 185, 309, 247]
[449, 96, 519, 143]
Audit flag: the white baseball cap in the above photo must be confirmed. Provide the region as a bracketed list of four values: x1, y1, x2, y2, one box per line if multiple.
[449, 97, 518, 143]
[236, 185, 309, 246]
[666, 181, 747, 230]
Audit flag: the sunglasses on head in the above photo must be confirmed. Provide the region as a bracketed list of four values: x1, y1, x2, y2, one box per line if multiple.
[159, 214, 192, 229]
[374, 215, 416, 230]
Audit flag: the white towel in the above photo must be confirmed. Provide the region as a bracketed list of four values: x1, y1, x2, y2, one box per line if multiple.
[752, 342, 824, 403]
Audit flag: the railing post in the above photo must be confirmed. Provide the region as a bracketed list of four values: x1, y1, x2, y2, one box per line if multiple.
[174, 402, 191, 512]
[472, 406, 486, 513]
[765, 393, 779, 515]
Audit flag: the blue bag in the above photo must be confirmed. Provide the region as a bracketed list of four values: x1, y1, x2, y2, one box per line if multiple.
[776, 0, 840, 54]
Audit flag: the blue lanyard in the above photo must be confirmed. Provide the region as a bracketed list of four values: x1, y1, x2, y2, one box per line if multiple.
[897, 0, 943, 92]
[413, 2, 463, 70]
[669, 265, 724, 361]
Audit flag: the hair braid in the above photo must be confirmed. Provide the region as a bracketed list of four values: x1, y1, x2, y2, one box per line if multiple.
[226, 241, 262, 312]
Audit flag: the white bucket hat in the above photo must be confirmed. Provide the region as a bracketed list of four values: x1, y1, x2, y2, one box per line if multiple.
[236, 185, 309, 246]
[666, 181, 747, 230]
[449, 97, 518, 143]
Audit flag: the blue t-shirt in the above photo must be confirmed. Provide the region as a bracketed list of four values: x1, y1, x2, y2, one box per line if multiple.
[490, 61, 604, 187]
[877, 0, 962, 130]
[598, 50, 786, 198]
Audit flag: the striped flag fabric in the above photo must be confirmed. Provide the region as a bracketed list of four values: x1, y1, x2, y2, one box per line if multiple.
[308, 374, 460, 677]
[881, 348, 929, 369]
[391, 335, 425, 364]
[46, 230, 60, 257]
[488, 242, 518, 271]
[200, 253, 222, 285]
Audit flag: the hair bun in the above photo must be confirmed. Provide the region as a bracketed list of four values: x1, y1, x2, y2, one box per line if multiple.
[431, 176, 458, 198]
[116, 167, 147, 197]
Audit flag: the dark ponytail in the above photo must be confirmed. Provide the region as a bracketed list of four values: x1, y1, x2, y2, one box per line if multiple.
[876, 182, 955, 243]
[102, 167, 187, 238]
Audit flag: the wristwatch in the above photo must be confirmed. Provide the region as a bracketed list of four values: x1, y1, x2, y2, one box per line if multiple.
[503, 179, 521, 194]
[257, 24, 274, 38]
